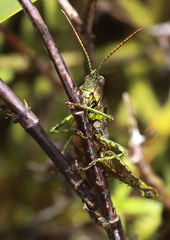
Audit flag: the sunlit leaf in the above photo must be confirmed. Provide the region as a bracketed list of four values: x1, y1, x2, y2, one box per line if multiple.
[42, 0, 59, 29]
[0, 0, 37, 23]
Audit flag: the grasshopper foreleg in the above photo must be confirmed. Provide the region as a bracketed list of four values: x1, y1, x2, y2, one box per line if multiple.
[50, 114, 88, 139]
[50, 114, 74, 133]
[65, 100, 113, 121]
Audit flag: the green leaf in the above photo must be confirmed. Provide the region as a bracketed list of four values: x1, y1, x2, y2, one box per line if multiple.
[0, 0, 37, 23]
[119, 0, 154, 26]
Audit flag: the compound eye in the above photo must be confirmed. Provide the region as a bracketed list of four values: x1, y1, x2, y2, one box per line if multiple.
[98, 76, 105, 87]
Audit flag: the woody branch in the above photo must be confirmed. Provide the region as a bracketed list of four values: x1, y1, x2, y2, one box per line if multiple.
[0, 0, 127, 239]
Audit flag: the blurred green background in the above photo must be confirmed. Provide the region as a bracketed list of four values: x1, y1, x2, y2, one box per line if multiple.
[0, 0, 170, 239]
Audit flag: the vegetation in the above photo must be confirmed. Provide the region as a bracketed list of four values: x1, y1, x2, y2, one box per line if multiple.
[0, 0, 170, 239]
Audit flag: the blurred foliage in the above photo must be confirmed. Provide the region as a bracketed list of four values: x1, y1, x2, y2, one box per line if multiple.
[0, 0, 37, 23]
[0, 0, 170, 240]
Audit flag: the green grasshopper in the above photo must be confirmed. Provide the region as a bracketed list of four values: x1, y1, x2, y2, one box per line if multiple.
[50, 12, 158, 198]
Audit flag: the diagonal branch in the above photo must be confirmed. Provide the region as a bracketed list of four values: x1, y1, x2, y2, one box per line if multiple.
[18, 0, 109, 217]
[0, 1, 128, 239]
[0, 77, 99, 219]
[83, 0, 97, 36]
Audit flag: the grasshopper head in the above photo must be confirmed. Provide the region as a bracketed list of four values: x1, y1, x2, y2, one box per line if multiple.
[79, 69, 105, 107]
[62, 11, 142, 108]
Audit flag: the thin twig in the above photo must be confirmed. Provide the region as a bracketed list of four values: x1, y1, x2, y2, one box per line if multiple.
[58, 0, 82, 30]
[59, 0, 96, 72]
[82, 0, 97, 71]
[18, 0, 77, 101]
[83, 0, 97, 35]
[123, 92, 170, 210]
[19, 0, 104, 210]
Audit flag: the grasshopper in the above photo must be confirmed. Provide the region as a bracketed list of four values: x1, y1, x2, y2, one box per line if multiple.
[50, 12, 158, 198]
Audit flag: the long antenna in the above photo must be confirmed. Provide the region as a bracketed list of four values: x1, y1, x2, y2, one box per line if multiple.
[97, 28, 142, 72]
[62, 10, 93, 73]
[62, 10, 142, 74]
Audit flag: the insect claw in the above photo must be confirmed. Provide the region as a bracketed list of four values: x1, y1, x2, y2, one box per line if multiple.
[64, 99, 69, 104]
[65, 100, 75, 109]
[74, 110, 84, 115]
[76, 130, 89, 139]
[89, 159, 98, 167]
[64, 100, 75, 109]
